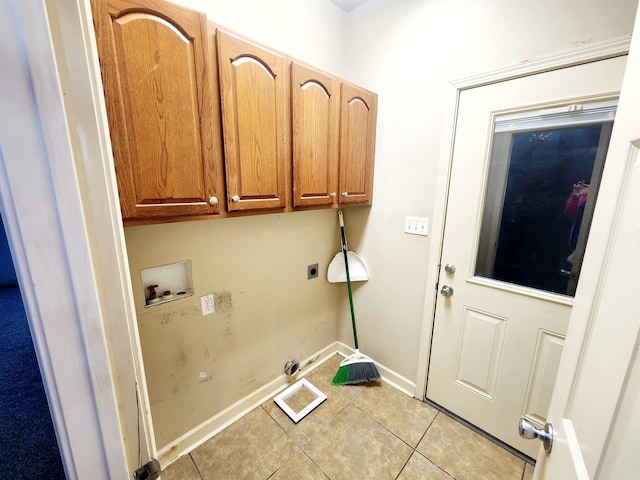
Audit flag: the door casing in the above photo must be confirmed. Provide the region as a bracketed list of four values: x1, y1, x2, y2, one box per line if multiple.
[0, 0, 156, 477]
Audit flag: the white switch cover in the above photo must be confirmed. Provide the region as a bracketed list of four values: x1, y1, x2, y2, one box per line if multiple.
[404, 216, 429, 236]
[201, 294, 215, 316]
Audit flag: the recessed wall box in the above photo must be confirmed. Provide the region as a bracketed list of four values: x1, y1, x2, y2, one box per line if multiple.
[141, 260, 193, 307]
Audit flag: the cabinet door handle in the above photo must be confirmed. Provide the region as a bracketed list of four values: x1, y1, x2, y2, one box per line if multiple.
[330, 192, 337, 198]
[209, 196, 219, 206]
[231, 195, 240, 203]
[342, 192, 348, 197]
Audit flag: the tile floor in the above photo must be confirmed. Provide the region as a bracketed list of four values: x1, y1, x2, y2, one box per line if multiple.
[162, 354, 535, 480]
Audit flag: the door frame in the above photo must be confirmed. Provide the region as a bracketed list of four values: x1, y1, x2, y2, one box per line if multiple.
[414, 37, 632, 400]
[0, 0, 155, 477]
[534, 4, 640, 474]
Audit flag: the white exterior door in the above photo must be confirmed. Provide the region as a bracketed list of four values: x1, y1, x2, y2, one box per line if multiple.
[533, 8, 640, 478]
[426, 56, 627, 458]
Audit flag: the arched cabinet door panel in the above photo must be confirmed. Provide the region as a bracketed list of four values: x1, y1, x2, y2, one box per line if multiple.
[291, 61, 339, 209]
[93, 0, 224, 221]
[339, 82, 377, 206]
[217, 28, 288, 213]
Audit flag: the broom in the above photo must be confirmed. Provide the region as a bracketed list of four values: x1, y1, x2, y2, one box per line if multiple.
[332, 210, 381, 385]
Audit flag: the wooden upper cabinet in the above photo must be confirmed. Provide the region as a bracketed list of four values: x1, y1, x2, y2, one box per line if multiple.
[291, 62, 340, 209]
[93, 0, 376, 223]
[92, 0, 224, 222]
[216, 29, 289, 212]
[338, 82, 378, 206]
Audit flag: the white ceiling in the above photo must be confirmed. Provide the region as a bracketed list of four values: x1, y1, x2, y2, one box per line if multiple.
[330, 0, 369, 12]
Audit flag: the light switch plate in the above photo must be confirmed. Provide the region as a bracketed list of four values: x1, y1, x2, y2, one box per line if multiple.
[404, 216, 429, 236]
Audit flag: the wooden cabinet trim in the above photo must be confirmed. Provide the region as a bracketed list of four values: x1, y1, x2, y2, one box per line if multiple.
[216, 28, 289, 213]
[291, 61, 340, 209]
[92, 0, 375, 224]
[94, 0, 225, 221]
[338, 81, 377, 206]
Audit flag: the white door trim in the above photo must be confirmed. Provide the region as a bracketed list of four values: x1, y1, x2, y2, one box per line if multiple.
[0, 0, 155, 477]
[534, 6, 640, 472]
[415, 36, 631, 400]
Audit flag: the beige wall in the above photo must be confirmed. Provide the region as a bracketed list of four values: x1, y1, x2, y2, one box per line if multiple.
[335, 0, 638, 381]
[127, 210, 344, 446]
[124, 0, 349, 448]
[124, 0, 639, 449]
[179, 0, 347, 73]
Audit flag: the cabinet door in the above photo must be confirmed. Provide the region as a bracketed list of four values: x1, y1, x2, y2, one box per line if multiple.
[93, 0, 224, 222]
[291, 62, 339, 209]
[217, 29, 288, 212]
[339, 82, 377, 206]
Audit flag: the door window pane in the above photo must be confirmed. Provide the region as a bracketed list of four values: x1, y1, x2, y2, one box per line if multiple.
[475, 102, 615, 296]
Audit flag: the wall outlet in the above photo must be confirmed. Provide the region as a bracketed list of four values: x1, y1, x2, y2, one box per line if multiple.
[201, 294, 215, 316]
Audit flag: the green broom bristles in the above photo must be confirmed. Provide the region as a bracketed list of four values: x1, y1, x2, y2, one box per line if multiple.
[332, 364, 351, 385]
[332, 355, 381, 385]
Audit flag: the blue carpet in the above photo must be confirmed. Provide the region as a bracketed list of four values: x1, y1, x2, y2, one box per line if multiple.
[0, 285, 65, 478]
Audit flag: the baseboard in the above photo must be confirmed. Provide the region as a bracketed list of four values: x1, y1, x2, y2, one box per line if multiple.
[158, 341, 417, 467]
[334, 342, 417, 397]
[157, 342, 340, 467]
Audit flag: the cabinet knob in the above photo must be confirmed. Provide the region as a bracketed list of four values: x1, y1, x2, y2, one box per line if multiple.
[208, 196, 219, 206]
[330, 192, 337, 198]
[342, 192, 349, 197]
[231, 195, 240, 203]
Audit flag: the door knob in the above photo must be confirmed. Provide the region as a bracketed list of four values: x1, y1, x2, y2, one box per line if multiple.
[440, 285, 454, 297]
[231, 195, 240, 203]
[518, 417, 553, 453]
[444, 264, 456, 274]
[208, 196, 218, 206]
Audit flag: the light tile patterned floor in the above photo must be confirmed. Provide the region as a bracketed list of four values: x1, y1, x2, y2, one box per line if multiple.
[162, 354, 535, 480]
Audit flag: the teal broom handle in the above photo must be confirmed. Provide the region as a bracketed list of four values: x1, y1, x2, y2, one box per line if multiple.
[339, 210, 358, 350]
